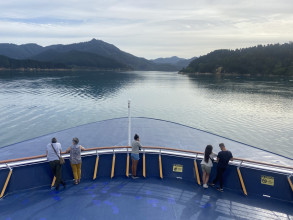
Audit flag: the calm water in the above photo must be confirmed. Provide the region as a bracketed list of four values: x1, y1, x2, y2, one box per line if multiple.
[0, 71, 292, 158]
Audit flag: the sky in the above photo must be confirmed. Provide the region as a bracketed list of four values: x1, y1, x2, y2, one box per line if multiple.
[0, 0, 293, 59]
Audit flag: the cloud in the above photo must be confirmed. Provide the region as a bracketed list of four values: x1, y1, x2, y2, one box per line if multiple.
[0, 0, 293, 58]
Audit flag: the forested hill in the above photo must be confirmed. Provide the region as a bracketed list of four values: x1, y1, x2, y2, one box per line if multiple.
[0, 39, 180, 71]
[180, 43, 293, 75]
[0, 55, 69, 70]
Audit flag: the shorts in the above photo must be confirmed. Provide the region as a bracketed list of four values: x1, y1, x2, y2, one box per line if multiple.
[201, 164, 212, 174]
[131, 153, 140, 161]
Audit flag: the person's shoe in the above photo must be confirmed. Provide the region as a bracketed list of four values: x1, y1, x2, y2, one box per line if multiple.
[78, 179, 80, 184]
[203, 184, 208, 189]
[74, 180, 78, 185]
[217, 188, 224, 192]
[209, 183, 215, 187]
[132, 176, 139, 179]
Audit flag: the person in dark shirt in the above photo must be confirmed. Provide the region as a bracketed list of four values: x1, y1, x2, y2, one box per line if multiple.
[211, 143, 233, 192]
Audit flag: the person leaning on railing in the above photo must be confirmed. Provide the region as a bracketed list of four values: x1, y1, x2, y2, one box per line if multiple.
[46, 137, 66, 190]
[131, 134, 142, 179]
[201, 145, 217, 189]
[210, 143, 233, 192]
[65, 137, 86, 185]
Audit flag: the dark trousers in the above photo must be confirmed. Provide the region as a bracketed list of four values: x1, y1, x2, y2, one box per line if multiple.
[49, 160, 64, 189]
[213, 166, 226, 189]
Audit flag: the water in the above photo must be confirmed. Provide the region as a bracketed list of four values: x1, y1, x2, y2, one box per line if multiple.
[0, 71, 292, 158]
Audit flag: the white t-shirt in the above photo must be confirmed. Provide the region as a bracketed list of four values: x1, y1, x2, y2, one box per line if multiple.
[201, 153, 217, 167]
[46, 143, 62, 162]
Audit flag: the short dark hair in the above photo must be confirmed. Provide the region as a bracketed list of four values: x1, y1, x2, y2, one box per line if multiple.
[219, 143, 225, 148]
[73, 137, 79, 144]
[134, 134, 139, 140]
[51, 137, 57, 143]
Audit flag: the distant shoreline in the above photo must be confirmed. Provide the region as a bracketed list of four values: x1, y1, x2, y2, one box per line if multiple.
[178, 71, 292, 77]
[0, 67, 132, 72]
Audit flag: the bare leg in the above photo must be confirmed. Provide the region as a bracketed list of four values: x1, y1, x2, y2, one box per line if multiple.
[205, 173, 210, 184]
[202, 171, 206, 184]
[133, 160, 138, 176]
[131, 158, 135, 175]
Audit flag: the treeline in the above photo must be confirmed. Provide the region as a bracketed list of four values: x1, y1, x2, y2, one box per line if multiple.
[0, 39, 181, 71]
[181, 43, 293, 75]
[0, 55, 68, 70]
[32, 50, 131, 70]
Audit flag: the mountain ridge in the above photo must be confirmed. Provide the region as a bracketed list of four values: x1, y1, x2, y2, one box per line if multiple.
[0, 39, 185, 71]
[151, 56, 196, 69]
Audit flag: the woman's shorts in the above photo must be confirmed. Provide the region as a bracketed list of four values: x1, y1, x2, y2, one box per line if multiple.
[131, 153, 140, 161]
[201, 164, 212, 174]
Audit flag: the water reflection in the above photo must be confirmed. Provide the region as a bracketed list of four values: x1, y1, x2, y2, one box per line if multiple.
[0, 70, 140, 100]
[186, 73, 293, 98]
[0, 71, 140, 147]
[181, 73, 293, 158]
[0, 71, 292, 158]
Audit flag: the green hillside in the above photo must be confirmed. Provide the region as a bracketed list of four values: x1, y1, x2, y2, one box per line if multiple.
[32, 50, 130, 70]
[181, 43, 293, 75]
[0, 55, 68, 70]
[0, 39, 179, 71]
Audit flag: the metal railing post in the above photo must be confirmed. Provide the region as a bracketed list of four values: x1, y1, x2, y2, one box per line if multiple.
[159, 149, 163, 179]
[51, 176, 56, 188]
[111, 150, 116, 179]
[194, 154, 201, 185]
[237, 161, 248, 196]
[0, 164, 13, 199]
[288, 174, 293, 192]
[126, 148, 129, 177]
[143, 148, 146, 178]
[93, 151, 99, 180]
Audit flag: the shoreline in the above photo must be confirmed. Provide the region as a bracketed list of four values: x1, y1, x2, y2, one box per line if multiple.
[178, 71, 293, 77]
[0, 67, 133, 72]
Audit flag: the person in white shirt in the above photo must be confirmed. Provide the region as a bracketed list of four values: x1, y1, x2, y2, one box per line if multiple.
[200, 145, 216, 189]
[46, 137, 66, 190]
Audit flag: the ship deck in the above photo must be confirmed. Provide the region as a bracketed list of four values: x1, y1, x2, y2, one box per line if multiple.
[0, 117, 293, 220]
[1, 177, 293, 220]
[1, 117, 293, 167]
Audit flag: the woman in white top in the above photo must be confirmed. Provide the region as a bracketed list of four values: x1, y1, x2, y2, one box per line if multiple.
[201, 145, 216, 189]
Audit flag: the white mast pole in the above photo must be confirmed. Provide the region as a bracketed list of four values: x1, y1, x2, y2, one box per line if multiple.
[128, 100, 131, 146]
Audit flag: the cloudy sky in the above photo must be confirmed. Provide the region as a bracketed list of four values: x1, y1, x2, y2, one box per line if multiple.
[1, 0, 292, 59]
